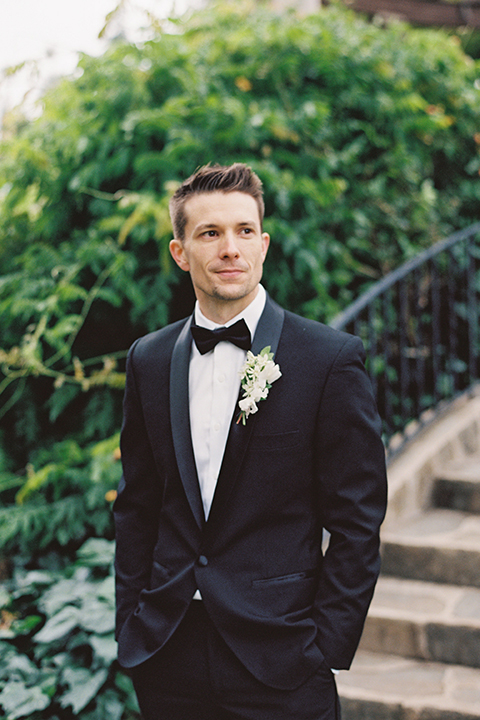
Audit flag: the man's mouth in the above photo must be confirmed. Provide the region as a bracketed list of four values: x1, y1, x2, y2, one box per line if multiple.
[215, 268, 245, 278]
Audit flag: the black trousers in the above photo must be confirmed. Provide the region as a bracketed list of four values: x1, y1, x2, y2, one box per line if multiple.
[131, 601, 341, 720]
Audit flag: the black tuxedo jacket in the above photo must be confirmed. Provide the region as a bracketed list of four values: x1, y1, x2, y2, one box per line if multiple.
[114, 295, 387, 690]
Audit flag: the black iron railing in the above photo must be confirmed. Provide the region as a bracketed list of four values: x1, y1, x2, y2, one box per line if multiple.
[330, 222, 480, 451]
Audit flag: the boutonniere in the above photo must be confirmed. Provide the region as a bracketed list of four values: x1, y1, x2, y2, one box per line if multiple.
[237, 346, 282, 425]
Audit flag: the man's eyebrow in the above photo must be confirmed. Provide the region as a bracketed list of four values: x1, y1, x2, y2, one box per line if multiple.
[194, 223, 219, 232]
[194, 220, 256, 232]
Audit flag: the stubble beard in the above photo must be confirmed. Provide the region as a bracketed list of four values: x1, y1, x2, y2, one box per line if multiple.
[210, 276, 259, 304]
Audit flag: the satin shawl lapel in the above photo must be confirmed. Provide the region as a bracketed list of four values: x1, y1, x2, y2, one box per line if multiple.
[205, 297, 285, 532]
[170, 317, 204, 530]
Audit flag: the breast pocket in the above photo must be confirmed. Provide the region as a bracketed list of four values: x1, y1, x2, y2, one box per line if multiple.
[249, 429, 300, 451]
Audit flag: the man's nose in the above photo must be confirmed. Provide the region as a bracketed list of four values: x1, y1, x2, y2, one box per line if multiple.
[219, 232, 240, 257]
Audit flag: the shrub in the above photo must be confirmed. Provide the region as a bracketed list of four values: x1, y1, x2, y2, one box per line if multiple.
[0, 435, 120, 559]
[0, 538, 140, 720]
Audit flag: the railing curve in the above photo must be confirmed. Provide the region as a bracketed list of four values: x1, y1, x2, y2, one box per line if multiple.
[330, 222, 480, 452]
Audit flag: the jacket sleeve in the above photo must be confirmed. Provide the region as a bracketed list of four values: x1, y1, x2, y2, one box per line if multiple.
[113, 339, 163, 640]
[312, 334, 387, 669]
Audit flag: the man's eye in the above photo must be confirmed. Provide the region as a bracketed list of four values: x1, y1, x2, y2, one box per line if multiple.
[203, 230, 217, 237]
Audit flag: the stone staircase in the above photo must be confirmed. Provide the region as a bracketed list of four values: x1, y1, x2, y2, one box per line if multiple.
[337, 395, 480, 720]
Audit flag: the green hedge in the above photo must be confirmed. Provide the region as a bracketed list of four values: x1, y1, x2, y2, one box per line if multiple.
[0, 435, 120, 559]
[1, 0, 480, 487]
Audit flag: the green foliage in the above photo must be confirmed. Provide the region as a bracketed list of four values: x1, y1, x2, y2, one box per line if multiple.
[1, 0, 480, 468]
[0, 538, 140, 720]
[0, 435, 120, 558]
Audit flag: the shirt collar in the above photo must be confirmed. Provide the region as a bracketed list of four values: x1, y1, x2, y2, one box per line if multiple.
[194, 284, 266, 339]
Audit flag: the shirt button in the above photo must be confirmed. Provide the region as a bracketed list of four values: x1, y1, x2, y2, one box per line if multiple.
[214, 422, 220, 432]
[198, 555, 208, 567]
[218, 373, 225, 383]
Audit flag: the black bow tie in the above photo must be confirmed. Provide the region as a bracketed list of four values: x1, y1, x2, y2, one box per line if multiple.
[191, 319, 252, 355]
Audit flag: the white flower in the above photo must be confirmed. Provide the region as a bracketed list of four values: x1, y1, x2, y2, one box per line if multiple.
[237, 346, 281, 425]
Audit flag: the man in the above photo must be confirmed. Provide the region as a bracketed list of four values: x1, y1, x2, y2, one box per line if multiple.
[114, 163, 387, 720]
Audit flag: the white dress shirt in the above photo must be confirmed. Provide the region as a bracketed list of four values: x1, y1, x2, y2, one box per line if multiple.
[189, 284, 266, 520]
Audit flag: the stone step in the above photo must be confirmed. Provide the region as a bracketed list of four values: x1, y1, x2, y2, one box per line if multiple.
[381, 508, 480, 587]
[432, 455, 480, 514]
[360, 576, 480, 667]
[337, 650, 480, 720]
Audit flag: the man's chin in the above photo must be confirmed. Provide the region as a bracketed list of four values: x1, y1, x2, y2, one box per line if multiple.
[212, 286, 255, 304]
[211, 281, 249, 299]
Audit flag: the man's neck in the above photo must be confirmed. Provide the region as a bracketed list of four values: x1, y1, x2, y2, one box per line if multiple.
[195, 285, 266, 333]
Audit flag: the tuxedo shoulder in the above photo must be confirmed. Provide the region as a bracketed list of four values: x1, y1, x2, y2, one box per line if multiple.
[282, 309, 361, 354]
[128, 317, 189, 361]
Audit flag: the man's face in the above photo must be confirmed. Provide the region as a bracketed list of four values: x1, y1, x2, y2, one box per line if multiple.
[169, 191, 270, 323]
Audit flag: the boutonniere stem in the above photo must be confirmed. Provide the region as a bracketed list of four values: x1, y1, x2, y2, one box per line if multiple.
[237, 346, 281, 425]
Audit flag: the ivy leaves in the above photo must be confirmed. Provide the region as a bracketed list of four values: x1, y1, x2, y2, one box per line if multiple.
[0, 539, 139, 720]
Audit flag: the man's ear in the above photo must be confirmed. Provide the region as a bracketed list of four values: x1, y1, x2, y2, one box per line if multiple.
[169, 238, 190, 272]
[261, 232, 270, 261]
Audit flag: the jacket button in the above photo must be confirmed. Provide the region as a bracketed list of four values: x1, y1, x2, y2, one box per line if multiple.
[198, 555, 208, 566]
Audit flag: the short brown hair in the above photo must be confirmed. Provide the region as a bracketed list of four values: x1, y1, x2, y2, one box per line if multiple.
[169, 163, 265, 240]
